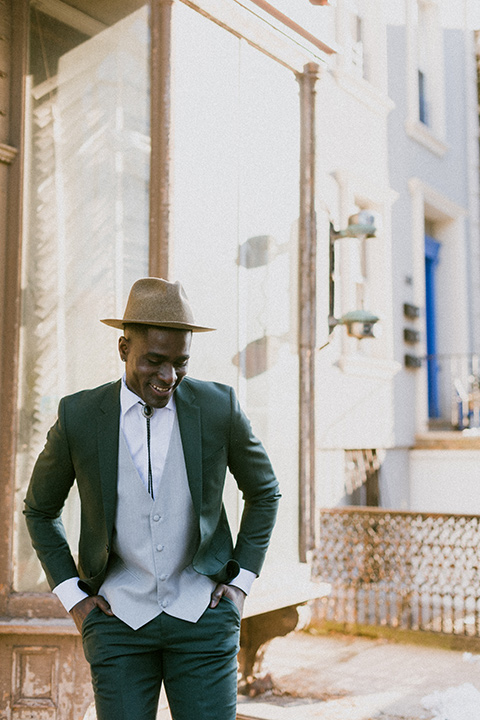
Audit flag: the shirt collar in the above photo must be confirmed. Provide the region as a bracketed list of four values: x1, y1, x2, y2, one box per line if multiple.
[120, 374, 175, 416]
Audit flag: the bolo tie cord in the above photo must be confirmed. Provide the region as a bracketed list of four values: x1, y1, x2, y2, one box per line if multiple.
[141, 403, 155, 499]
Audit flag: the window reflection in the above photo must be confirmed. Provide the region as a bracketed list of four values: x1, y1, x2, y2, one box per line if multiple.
[14, 5, 150, 592]
[170, 4, 300, 562]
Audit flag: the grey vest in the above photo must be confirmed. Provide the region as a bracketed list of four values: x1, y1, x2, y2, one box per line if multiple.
[99, 417, 216, 630]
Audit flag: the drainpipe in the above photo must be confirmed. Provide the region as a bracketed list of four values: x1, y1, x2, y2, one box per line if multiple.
[298, 62, 320, 562]
[149, 0, 173, 278]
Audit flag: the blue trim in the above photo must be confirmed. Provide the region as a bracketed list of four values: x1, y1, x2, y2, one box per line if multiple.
[425, 235, 441, 418]
[425, 235, 440, 263]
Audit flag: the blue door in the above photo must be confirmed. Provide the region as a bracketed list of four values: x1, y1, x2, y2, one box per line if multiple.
[425, 235, 441, 418]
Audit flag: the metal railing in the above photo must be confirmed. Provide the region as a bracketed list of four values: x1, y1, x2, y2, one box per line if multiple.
[428, 353, 480, 430]
[312, 508, 480, 637]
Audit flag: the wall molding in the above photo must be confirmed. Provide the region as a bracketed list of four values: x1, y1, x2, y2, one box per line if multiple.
[30, 0, 106, 36]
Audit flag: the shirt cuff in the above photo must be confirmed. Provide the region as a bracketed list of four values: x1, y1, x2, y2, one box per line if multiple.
[53, 577, 90, 612]
[228, 568, 257, 596]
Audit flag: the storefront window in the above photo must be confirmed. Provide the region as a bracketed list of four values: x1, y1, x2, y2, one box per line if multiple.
[171, 4, 300, 562]
[14, 3, 150, 591]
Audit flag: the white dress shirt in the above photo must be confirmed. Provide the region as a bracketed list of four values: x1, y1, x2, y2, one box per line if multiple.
[54, 377, 255, 611]
[120, 376, 175, 499]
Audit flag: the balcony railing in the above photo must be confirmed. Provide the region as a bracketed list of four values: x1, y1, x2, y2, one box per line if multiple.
[313, 508, 480, 637]
[427, 353, 480, 430]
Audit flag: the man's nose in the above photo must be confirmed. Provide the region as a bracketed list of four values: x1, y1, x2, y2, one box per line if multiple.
[158, 363, 176, 385]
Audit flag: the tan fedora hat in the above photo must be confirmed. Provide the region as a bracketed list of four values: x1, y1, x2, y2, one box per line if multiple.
[101, 277, 215, 332]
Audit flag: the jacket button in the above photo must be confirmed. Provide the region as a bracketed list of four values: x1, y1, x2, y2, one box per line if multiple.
[153, 515, 161, 522]
[156, 544, 164, 552]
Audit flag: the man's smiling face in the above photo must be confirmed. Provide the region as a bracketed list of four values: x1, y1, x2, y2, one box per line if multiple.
[119, 325, 192, 408]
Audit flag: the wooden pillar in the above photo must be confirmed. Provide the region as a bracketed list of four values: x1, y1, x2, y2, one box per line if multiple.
[298, 62, 319, 562]
[0, 0, 26, 615]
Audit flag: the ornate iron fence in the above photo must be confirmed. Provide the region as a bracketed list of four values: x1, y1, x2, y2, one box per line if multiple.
[312, 508, 480, 636]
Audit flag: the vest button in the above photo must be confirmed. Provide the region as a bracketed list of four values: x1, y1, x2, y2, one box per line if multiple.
[161, 600, 169, 608]
[156, 544, 164, 552]
[153, 514, 161, 522]
[159, 574, 168, 581]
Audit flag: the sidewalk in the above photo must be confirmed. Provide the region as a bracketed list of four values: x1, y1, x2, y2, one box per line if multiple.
[235, 630, 480, 720]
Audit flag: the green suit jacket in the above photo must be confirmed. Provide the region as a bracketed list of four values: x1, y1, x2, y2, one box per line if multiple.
[24, 377, 280, 596]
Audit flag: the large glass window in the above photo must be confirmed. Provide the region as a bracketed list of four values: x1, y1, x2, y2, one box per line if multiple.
[170, 4, 301, 564]
[14, 3, 150, 592]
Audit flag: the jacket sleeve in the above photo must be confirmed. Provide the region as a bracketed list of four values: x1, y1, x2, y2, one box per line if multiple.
[227, 387, 281, 576]
[23, 398, 79, 590]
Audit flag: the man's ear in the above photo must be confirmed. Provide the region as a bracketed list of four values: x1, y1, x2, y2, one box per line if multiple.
[118, 335, 129, 362]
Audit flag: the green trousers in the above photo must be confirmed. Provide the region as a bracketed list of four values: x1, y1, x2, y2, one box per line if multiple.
[81, 598, 241, 720]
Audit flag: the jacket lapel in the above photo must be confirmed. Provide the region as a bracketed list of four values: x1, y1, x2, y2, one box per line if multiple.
[175, 379, 203, 517]
[97, 380, 121, 540]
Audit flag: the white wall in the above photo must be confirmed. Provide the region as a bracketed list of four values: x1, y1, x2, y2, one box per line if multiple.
[410, 449, 480, 513]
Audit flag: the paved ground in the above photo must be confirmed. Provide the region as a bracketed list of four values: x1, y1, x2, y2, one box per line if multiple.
[235, 630, 480, 720]
[85, 628, 480, 719]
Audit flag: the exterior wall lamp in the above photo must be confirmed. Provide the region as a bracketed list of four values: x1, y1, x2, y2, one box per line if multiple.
[329, 210, 380, 339]
[329, 309, 380, 339]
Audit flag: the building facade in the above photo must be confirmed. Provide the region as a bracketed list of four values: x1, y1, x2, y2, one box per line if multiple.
[315, 0, 480, 516]
[0, 0, 479, 717]
[0, 1, 333, 716]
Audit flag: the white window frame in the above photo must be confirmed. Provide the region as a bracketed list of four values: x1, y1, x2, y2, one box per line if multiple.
[333, 0, 394, 116]
[404, 0, 447, 156]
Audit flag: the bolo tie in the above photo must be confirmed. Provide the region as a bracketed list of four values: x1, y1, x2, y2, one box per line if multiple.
[140, 403, 155, 499]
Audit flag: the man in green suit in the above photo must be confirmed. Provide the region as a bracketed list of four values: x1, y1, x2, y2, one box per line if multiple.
[24, 277, 280, 720]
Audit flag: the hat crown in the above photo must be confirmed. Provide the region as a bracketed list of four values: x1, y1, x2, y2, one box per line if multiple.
[124, 278, 195, 326]
[101, 277, 215, 333]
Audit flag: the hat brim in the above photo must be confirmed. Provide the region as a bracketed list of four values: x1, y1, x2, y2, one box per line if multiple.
[100, 318, 215, 332]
